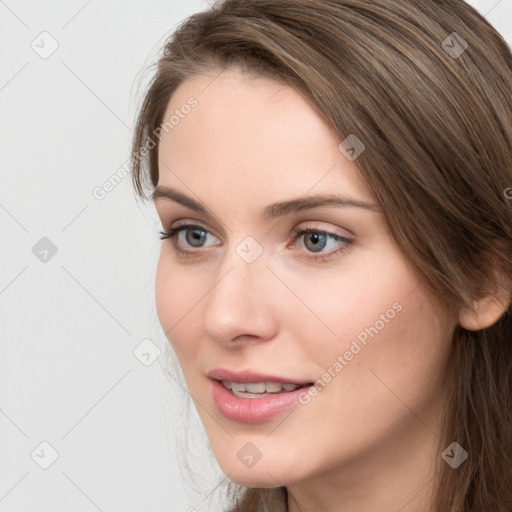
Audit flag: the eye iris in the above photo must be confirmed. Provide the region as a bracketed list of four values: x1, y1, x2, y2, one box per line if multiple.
[304, 232, 327, 252]
[186, 228, 207, 247]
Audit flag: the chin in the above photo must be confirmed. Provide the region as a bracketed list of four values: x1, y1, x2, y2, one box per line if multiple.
[211, 448, 304, 488]
[222, 467, 287, 488]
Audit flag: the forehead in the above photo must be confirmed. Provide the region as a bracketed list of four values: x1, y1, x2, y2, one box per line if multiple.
[157, 69, 375, 207]
[162, 68, 330, 146]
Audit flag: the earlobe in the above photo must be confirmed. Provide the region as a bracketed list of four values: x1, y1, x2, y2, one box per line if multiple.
[458, 290, 511, 331]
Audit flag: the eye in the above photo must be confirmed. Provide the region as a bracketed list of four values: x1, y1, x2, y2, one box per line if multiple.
[159, 221, 352, 262]
[290, 225, 352, 261]
[159, 222, 220, 256]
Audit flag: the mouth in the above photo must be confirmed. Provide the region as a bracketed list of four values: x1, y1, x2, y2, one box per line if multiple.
[207, 368, 315, 423]
[218, 380, 310, 398]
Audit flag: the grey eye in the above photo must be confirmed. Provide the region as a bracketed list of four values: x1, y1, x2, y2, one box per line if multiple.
[303, 232, 327, 252]
[185, 228, 208, 247]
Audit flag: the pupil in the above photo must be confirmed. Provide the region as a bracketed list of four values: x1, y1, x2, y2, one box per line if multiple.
[186, 228, 206, 247]
[305, 233, 326, 252]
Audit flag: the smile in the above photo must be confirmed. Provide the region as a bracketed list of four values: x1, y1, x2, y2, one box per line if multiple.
[210, 378, 314, 423]
[221, 380, 304, 398]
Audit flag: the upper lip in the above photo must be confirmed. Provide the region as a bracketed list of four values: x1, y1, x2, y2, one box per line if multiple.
[207, 368, 313, 385]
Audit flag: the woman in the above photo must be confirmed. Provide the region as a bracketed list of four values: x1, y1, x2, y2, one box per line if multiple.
[130, 1, 512, 510]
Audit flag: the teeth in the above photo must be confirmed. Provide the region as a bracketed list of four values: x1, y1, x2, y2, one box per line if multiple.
[231, 382, 246, 392]
[245, 383, 266, 393]
[265, 382, 283, 393]
[220, 380, 302, 396]
[232, 391, 271, 399]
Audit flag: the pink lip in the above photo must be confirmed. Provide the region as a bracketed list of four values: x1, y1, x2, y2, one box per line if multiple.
[208, 368, 313, 424]
[207, 368, 312, 385]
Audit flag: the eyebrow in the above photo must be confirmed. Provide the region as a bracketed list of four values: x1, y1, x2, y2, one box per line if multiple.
[151, 186, 380, 220]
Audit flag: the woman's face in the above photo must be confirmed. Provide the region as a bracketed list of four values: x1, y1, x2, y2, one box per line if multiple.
[154, 68, 456, 492]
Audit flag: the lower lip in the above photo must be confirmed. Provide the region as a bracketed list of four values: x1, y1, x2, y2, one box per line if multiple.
[210, 379, 311, 424]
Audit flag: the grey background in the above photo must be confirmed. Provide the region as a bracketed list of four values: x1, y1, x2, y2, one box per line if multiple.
[1, 1, 511, 511]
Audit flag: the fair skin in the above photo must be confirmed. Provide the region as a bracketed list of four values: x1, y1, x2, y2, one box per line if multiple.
[152, 68, 506, 512]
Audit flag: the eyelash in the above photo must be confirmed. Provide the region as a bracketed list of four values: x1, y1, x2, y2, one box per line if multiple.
[158, 222, 352, 262]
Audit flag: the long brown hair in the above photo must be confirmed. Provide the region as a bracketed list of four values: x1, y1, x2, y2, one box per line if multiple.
[130, 1, 512, 510]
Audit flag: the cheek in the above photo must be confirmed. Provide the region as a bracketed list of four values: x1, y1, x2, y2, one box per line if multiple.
[304, 262, 452, 429]
[290, 250, 452, 389]
[155, 252, 203, 360]
[284, 252, 416, 360]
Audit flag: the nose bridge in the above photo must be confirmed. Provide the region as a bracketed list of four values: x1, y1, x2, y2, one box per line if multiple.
[201, 241, 278, 344]
[212, 233, 269, 303]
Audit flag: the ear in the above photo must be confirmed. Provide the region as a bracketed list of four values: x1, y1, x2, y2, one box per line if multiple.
[458, 256, 511, 331]
[458, 292, 510, 331]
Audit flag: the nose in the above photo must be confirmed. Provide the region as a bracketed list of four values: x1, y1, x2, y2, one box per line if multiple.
[201, 248, 280, 347]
